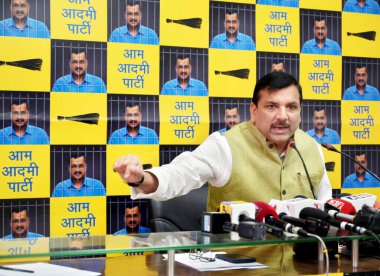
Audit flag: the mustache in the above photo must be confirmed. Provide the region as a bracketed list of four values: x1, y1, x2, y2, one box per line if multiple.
[16, 226, 24, 230]
[271, 121, 289, 128]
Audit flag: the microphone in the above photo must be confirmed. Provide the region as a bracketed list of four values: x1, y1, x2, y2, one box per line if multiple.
[325, 198, 357, 223]
[321, 143, 380, 183]
[288, 139, 317, 199]
[279, 213, 330, 237]
[223, 221, 266, 240]
[254, 201, 309, 237]
[299, 207, 373, 235]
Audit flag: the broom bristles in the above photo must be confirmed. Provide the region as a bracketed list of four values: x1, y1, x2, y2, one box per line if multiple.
[215, 68, 250, 79]
[347, 31, 376, 41]
[0, 58, 43, 71]
[166, 18, 202, 29]
[325, 161, 335, 172]
[57, 113, 99, 125]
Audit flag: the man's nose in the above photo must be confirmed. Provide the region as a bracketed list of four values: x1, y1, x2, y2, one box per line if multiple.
[276, 107, 288, 119]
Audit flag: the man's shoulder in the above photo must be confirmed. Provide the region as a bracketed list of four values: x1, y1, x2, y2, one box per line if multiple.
[27, 124, 47, 133]
[111, 25, 126, 34]
[212, 33, 226, 40]
[114, 228, 126, 235]
[140, 25, 157, 34]
[27, 17, 48, 27]
[55, 74, 71, 83]
[163, 79, 177, 87]
[140, 125, 157, 134]
[326, 38, 340, 47]
[0, 126, 12, 134]
[86, 73, 105, 83]
[112, 127, 126, 136]
[237, 32, 254, 41]
[366, 84, 379, 92]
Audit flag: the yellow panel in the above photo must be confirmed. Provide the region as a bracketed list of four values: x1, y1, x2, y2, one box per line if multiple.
[160, 0, 209, 48]
[107, 43, 159, 94]
[300, 54, 342, 100]
[50, 197, 106, 237]
[0, 146, 50, 199]
[299, 0, 341, 11]
[256, 5, 300, 53]
[50, 93, 107, 144]
[0, 37, 50, 92]
[341, 101, 380, 145]
[0, 238, 49, 263]
[51, 0, 107, 42]
[106, 145, 159, 196]
[342, 13, 380, 58]
[209, 49, 256, 98]
[159, 96, 209, 145]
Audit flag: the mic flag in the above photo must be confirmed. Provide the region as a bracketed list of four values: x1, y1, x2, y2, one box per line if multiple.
[0, 58, 43, 71]
[214, 69, 250, 79]
[57, 113, 100, 125]
[325, 161, 335, 172]
[166, 18, 202, 29]
[325, 198, 357, 215]
[347, 31, 376, 41]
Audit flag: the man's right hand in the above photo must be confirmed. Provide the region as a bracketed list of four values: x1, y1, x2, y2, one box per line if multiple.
[113, 155, 158, 193]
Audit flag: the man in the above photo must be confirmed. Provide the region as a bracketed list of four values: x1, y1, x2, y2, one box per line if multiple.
[0, 99, 49, 144]
[271, 61, 285, 72]
[210, 10, 255, 51]
[343, 65, 380, 101]
[257, 0, 299, 7]
[114, 72, 332, 212]
[52, 49, 107, 93]
[218, 105, 241, 133]
[108, 103, 159, 144]
[161, 56, 208, 96]
[301, 18, 341, 56]
[343, 0, 380, 15]
[306, 108, 341, 144]
[2, 207, 44, 239]
[109, 1, 159, 45]
[0, 0, 50, 38]
[114, 205, 151, 235]
[52, 153, 106, 197]
[342, 152, 380, 188]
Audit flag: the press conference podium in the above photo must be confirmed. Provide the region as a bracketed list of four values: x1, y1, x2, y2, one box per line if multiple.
[1, 231, 379, 275]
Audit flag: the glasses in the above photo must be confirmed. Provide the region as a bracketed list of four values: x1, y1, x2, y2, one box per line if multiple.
[189, 250, 215, 262]
[355, 73, 367, 78]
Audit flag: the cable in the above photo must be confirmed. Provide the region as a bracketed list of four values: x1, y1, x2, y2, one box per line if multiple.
[306, 233, 329, 275]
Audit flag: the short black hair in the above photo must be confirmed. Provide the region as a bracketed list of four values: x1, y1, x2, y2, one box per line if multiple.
[226, 9, 239, 17]
[11, 99, 28, 109]
[314, 107, 326, 113]
[10, 207, 29, 220]
[124, 0, 141, 12]
[70, 152, 86, 162]
[176, 54, 191, 63]
[125, 203, 140, 212]
[225, 105, 239, 111]
[252, 72, 302, 106]
[314, 17, 326, 24]
[71, 48, 87, 58]
[125, 102, 140, 111]
[271, 59, 284, 65]
[10, 0, 29, 4]
[356, 64, 367, 70]
[354, 152, 367, 158]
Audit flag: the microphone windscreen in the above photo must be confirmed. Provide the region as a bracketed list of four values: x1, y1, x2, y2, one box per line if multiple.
[252, 201, 279, 222]
[299, 207, 330, 221]
[326, 198, 357, 215]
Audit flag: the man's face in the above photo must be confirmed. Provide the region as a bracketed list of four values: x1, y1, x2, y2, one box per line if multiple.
[355, 67, 368, 88]
[69, 156, 87, 181]
[271, 63, 285, 72]
[125, 5, 141, 29]
[313, 110, 327, 132]
[11, 0, 29, 22]
[125, 105, 141, 130]
[176, 58, 191, 82]
[250, 85, 301, 150]
[11, 103, 29, 129]
[224, 13, 239, 36]
[225, 108, 240, 129]
[354, 154, 367, 175]
[70, 52, 87, 77]
[10, 210, 29, 238]
[314, 20, 327, 41]
[124, 207, 141, 231]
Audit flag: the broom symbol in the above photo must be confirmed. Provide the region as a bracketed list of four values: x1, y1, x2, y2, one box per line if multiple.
[166, 18, 202, 29]
[215, 68, 250, 79]
[347, 31, 376, 41]
[57, 113, 100, 125]
[325, 161, 335, 172]
[0, 58, 43, 71]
